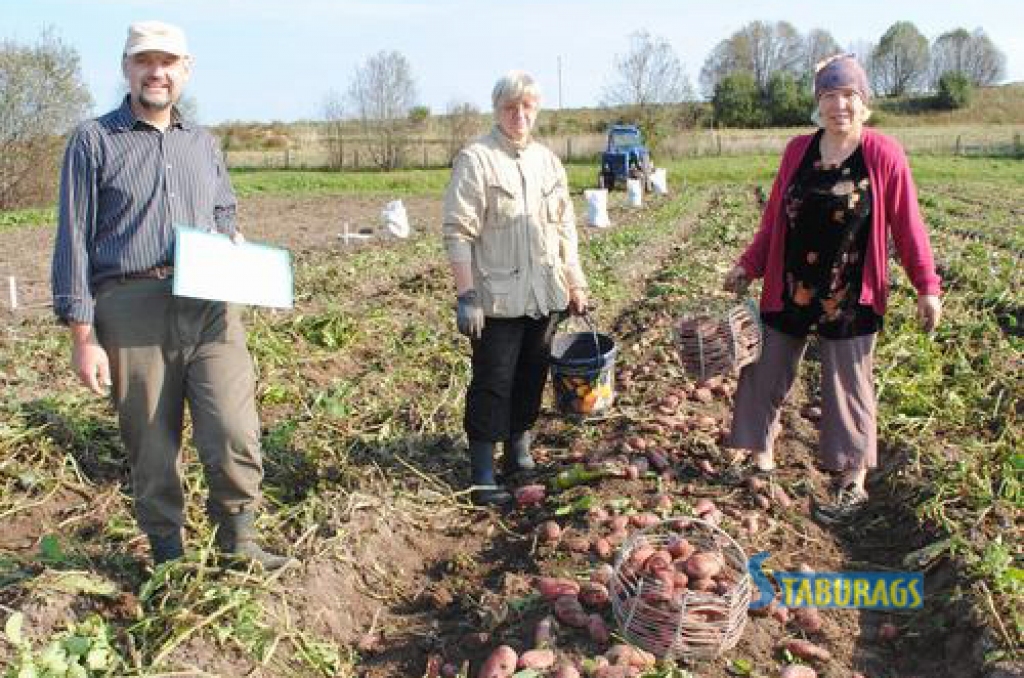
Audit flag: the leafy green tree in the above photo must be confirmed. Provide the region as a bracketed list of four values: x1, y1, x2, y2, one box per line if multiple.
[0, 29, 91, 209]
[766, 71, 814, 126]
[712, 72, 765, 128]
[935, 71, 973, 109]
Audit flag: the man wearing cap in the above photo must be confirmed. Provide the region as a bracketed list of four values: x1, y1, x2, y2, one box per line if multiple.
[51, 21, 291, 569]
[721, 54, 942, 525]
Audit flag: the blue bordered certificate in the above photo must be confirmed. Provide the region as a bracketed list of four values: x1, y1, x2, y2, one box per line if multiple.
[172, 226, 293, 309]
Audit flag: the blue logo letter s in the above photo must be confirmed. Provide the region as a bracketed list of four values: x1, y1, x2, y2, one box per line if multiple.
[748, 551, 775, 610]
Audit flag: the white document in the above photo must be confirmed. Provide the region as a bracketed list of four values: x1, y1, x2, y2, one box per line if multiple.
[172, 226, 293, 309]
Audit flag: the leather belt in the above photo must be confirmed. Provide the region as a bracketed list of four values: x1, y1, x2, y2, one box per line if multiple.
[122, 265, 174, 280]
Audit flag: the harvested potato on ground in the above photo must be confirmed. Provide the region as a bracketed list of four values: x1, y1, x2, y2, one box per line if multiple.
[533, 615, 557, 648]
[554, 595, 589, 628]
[579, 581, 610, 608]
[537, 520, 561, 544]
[536, 577, 580, 601]
[781, 638, 833, 662]
[780, 666, 817, 678]
[477, 645, 517, 678]
[517, 648, 555, 671]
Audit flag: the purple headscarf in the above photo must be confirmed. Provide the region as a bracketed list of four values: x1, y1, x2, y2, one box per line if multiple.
[814, 54, 871, 103]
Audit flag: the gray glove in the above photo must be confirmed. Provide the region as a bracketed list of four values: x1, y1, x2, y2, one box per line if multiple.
[456, 290, 485, 340]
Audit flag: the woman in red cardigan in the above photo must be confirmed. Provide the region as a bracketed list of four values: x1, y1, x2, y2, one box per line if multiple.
[723, 55, 942, 524]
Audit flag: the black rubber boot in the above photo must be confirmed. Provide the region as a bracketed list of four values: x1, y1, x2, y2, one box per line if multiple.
[469, 440, 512, 506]
[148, 531, 184, 565]
[502, 431, 536, 476]
[213, 510, 295, 571]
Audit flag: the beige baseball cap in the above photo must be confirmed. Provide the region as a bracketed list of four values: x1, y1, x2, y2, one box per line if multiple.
[124, 20, 189, 57]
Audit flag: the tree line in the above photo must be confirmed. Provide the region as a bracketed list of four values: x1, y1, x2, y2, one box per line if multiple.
[0, 20, 1010, 207]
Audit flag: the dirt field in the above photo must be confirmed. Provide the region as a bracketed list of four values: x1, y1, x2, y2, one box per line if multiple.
[0, 182, 1019, 678]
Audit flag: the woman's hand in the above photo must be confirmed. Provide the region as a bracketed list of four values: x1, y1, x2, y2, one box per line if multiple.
[723, 265, 750, 294]
[917, 294, 941, 333]
[569, 287, 588, 316]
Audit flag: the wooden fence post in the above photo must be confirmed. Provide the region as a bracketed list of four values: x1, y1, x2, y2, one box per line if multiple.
[1014, 133, 1022, 158]
[955, 135, 962, 155]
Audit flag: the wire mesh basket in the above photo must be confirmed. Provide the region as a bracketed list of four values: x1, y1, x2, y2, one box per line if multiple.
[675, 298, 762, 382]
[610, 517, 752, 660]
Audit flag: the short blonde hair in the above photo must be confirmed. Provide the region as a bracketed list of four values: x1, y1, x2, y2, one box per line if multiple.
[492, 70, 541, 110]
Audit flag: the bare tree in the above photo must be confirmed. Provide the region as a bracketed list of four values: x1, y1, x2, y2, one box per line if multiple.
[0, 29, 91, 209]
[804, 29, 841, 76]
[931, 28, 1006, 87]
[443, 100, 483, 165]
[322, 89, 346, 169]
[602, 30, 693, 151]
[869, 21, 930, 97]
[603, 30, 694, 108]
[347, 50, 418, 170]
[700, 21, 804, 96]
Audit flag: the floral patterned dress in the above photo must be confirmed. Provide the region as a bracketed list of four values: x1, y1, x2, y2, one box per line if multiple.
[763, 130, 882, 339]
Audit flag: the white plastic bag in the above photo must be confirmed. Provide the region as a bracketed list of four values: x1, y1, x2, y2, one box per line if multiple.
[381, 199, 410, 239]
[584, 189, 611, 228]
[651, 168, 668, 195]
[626, 178, 643, 207]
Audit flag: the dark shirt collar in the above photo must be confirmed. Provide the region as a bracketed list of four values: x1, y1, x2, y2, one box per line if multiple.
[111, 94, 194, 131]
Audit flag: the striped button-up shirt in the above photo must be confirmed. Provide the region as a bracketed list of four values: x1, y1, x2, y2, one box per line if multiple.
[51, 96, 236, 324]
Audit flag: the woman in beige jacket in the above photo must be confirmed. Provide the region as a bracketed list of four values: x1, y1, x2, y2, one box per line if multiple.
[443, 70, 588, 505]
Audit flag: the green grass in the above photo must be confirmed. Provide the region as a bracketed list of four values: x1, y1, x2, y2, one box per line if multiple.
[229, 167, 453, 197]
[0, 207, 55, 231]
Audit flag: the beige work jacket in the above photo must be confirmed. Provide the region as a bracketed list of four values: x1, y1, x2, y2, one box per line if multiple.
[443, 128, 587, 318]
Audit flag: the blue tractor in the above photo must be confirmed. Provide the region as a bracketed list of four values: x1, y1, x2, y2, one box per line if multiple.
[597, 124, 654, 191]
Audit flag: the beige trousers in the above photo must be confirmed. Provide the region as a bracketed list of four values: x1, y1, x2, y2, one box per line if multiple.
[728, 326, 878, 471]
[94, 278, 263, 536]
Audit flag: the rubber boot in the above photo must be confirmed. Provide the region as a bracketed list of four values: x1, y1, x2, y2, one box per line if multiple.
[502, 431, 536, 476]
[469, 440, 512, 506]
[148, 530, 184, 565]
[213, 510, 295, 571]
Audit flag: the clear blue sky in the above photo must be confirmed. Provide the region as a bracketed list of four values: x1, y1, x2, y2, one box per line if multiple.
[6, 0, 1024, 124]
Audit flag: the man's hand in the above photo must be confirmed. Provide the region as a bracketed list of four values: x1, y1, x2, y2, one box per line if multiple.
[70, 324, 111, 396]
[723, 265, 750, 294]
[568, 287, 588, 316]
[917, 294, 941, 333]
[456, 290, 485, 340]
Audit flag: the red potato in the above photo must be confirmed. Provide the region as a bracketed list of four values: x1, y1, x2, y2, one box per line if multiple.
[692, 387, 714, 403]
[606, 529, 628, 547]
[742, 512, 760, 533]
[593, 537, 614, 561]
[593, 667, 637, 678]
[515, 484, 546, 508]
[643, 550, 672, 573]
[628, 543, 656, 569]
[554, 595, 589, 628]
[533, 615, 557, 648]
[781, 638, 833, 662]
[609, 515, 630, 532]
[441, 663, 459, 678]
[536, 577, 580, 601]
[879, 622, 899, 641]
[551, 664, 581, 678]
[537, 520, 562, 544]
[772, 605, 791, 625]
[780, 666, 818, 678]
[477, 645, 517, 678]
[667, 537, 695, 561]
[517, 649, 555, 671]
[649, 493, 674, 512]
[587, 505, 610, 524]
[630, 513, 661, 529]
[793, 607, 823, 633]
[587, 613, 611, 644]
[671, 570, 689, 590]
[591, 563, 615, 586]
[694, 498, 716, 516]
[605, 644, 656, 669]
[754, 493, 772, 510]
[685, 552, 724, 579]
[579, 581, 610, 607]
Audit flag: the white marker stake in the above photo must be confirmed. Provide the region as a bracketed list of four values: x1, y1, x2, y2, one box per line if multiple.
[8, 276, 17, 310]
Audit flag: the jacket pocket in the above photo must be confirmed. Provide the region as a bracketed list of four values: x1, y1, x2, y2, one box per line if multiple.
[480, 269, 516, 316]
[487, 181, 519, 224]
[543, 182, 565, 223]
